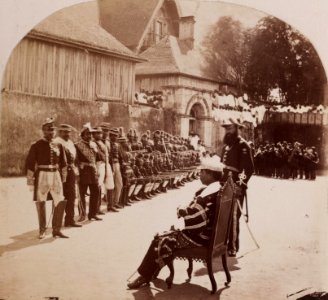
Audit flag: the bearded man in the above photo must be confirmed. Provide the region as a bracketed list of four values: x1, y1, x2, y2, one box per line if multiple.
[221, 118, 254, 257]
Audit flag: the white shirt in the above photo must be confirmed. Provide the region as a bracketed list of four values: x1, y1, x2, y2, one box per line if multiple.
[53, 136, 76, 159]
[199, 181, 221, 198]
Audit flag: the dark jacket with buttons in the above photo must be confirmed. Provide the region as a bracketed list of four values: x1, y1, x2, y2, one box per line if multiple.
[26, 138, 67, 201]
[75, 140, 100, 185]
[221, 136, 254, 188]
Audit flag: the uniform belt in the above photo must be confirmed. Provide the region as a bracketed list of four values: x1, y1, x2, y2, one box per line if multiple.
[37, 164, 59, 171]
[223, 166, 240, 173]
[112, 159, 119, 163]
[80, 162, 96, 168]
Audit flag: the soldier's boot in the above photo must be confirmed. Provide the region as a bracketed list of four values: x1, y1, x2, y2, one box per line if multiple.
[52, 200, 69, 238]
[78, 195, 86, 222]
[127, 184, 136, 203]
[131, 184, 142, 201]
[35, 201, 46, 239]
[106, 190, 118, 212]
[123, 188, 131, 206]
[106, 190, 112, 210]
[97, 186, 105, 215]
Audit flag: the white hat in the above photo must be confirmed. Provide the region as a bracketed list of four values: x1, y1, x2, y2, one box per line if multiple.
[198, 155, 225, 172]
[81, 122, 96, 134]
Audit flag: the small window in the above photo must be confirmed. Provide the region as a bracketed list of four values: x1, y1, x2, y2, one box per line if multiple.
[155, 20, 163, 42]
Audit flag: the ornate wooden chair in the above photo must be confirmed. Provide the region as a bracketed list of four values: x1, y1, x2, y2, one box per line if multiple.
[165, 176, 235, 294]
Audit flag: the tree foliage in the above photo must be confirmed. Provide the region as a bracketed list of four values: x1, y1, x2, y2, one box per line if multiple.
[202, 16, 326, 104]
[201, 16, 250, 92]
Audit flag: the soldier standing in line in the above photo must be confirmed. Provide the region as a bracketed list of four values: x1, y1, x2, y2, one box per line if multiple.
[309, 146, 319, 180]
[75, 123, 102, 221]
[54, 124, 82, 228]
[221, 118, 254, 257]
[26, 118, 69, 239]
[99, 122, 116, 212]
[109, 127, 124, 210]
[118, 135, 134, 207]
[92, 126, 107, 215]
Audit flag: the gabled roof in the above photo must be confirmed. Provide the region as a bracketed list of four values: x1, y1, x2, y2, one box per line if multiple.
[136, 35, 222, 83]
[99, 0, 163, 51]
[29, 1, 143, 62]
[99, 0, 185, 52]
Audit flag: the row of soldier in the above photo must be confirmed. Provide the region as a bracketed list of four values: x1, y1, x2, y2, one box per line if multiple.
[26, 118, 201, 239]
[253, 141, 319, 180]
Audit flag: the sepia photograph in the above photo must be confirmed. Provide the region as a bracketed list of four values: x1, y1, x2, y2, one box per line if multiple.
[0, 0, 327, 299]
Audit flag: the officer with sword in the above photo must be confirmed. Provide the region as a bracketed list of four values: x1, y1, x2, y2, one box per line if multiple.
[221, 118, 254, 257]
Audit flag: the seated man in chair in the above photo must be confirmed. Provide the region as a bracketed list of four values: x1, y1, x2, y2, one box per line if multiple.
[127, 155, 225, 289]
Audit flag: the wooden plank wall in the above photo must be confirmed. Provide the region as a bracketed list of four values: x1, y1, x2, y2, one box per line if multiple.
[2, 37, 135, 103]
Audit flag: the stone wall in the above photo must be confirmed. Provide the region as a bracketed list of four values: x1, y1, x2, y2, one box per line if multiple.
[0, 92, 164, 176]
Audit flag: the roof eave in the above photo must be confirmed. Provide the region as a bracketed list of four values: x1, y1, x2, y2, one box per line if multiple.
[28, 30, 146, 63]
[136, 70, 228, 84]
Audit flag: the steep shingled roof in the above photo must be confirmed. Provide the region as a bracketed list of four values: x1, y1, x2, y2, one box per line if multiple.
[136, 35, 220, 82]
[30, 1, 142, 61]
[99, 0, 163, 51]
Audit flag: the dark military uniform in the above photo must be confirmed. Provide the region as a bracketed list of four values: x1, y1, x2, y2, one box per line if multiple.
[221, 136, 254, 255]
[109, 129, 124, 209]
[54, 135, 80, 226]
[26, 136, 68, 238]
[75, 140, 100, 220]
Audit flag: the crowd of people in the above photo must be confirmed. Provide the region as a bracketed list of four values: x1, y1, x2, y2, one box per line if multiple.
[26, 118, 201, 239]
[211, 90, 328, 127]
[134, 90, 164, 108]
[253, 141, 319, 180]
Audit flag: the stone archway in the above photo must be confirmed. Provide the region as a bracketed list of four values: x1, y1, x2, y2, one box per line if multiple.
[189, 102, 205, 137]
[185, 94, 211, 119]
[179, 93, 213, 146]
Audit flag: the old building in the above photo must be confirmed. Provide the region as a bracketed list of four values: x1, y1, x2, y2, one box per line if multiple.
[100, 0, 235, 149]
[0, 1, 164, 175]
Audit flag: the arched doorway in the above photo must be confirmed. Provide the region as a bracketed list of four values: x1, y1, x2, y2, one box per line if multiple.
[182, 94, 212, 146]
[189, 103, 205, 137]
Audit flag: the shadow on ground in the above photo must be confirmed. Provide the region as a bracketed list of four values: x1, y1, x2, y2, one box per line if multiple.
[0, 230, 56, 256]
[131, 279, 230, 300]
[193, 256, 240, 276]
[0, 218, 93, 256]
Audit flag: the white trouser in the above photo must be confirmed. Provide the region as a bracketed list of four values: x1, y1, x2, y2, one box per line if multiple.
[36, 170, 64, 206]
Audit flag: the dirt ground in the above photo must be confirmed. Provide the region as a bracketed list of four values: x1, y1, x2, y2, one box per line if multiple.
[0, 175, 327, 300]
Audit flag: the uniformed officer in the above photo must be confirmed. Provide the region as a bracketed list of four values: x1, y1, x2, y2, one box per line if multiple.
[221, 118, 254, 256]
[54, 124, 82, 228]
[309, 146, 319, 180]
[118, 135, 134, 207]
[92, 126, 107, 215]
[26, 118, 69, 239]
[109, 127, 124, 209]
[75, 123, 102, 221]
[99, 122, 116, 212]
